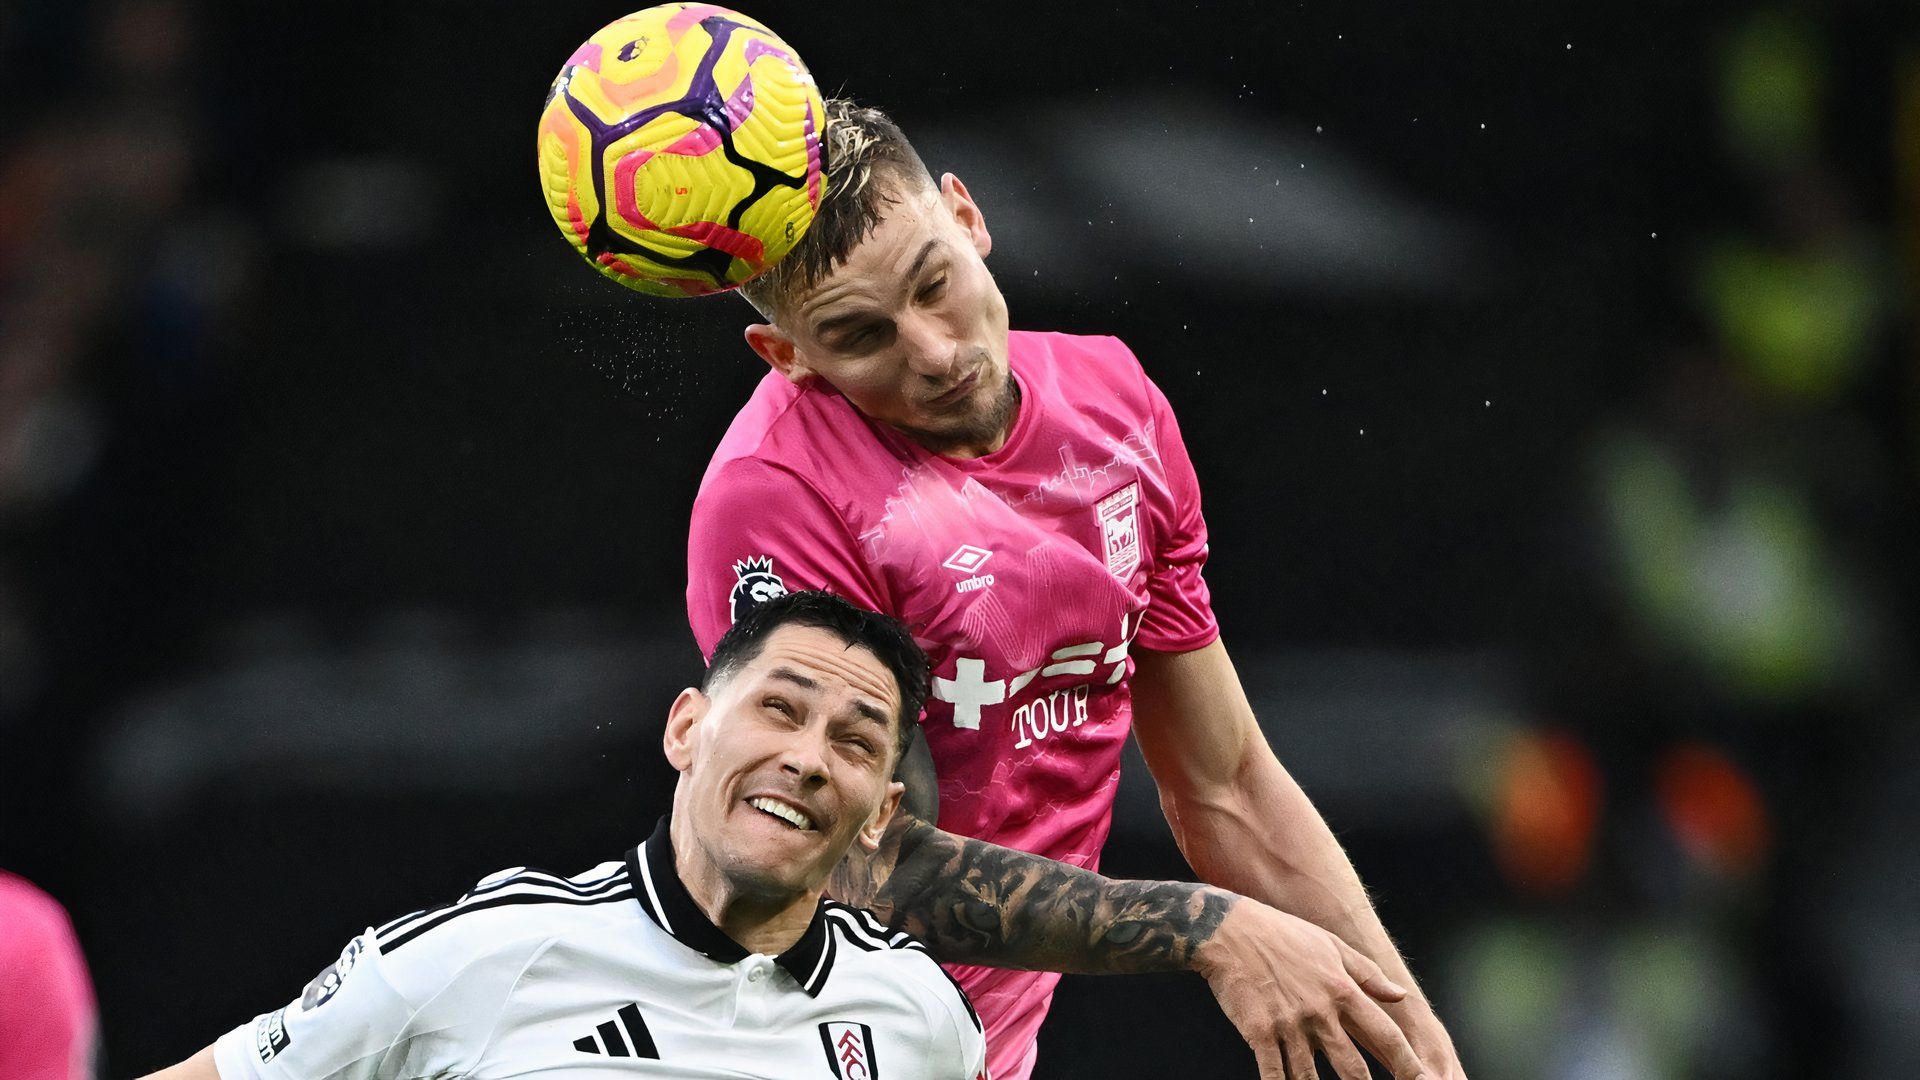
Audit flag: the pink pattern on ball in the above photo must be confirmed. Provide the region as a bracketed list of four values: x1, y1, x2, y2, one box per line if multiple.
[804, 100, 822, 207]
[669, 221, 765, 266]
[664, 126, 722, 156]
[612, 148, 659, 231]
[724, 75, 756, 129]
[743, 38, 795, 68]
[666, 4, 730, 36]
[564, 41, 603, 72]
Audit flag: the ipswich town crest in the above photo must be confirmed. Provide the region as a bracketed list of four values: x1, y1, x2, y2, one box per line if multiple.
[1095, 482, 1142, 580]
[729, 556, 789, 623]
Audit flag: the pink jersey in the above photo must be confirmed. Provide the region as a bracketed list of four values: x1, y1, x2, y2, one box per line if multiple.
[688, 330, 1217, 1079]
[0, 873, 97, 1080]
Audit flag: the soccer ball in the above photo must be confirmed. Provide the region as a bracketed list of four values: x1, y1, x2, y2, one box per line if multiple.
[537, 4, 826, 298]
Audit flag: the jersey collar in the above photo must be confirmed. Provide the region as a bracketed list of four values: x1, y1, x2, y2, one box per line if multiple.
[626, 816, 837, 996]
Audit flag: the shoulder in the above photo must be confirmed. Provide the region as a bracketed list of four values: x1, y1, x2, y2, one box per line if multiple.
[821, 902, 982, 1036]
[211, 862, 634, 1080]
[703, 371, 886, 493]
[693, 453, 835, 514]
[1012, 329, 1155, 404]
[0, 872, 80, 960]
[369, 860, 638, 978]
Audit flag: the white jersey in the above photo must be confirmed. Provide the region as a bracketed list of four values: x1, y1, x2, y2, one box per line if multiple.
[212, 818, 987, 1079]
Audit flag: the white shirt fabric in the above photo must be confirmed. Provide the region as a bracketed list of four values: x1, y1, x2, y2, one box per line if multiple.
[212, 817, 987, 1079]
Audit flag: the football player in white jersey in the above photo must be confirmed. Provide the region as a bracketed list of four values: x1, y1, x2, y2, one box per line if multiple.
[142, 591, 987, 1080]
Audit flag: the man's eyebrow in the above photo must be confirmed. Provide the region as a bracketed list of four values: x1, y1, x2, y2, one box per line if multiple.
[847, 699, 890, 728]
[903, 238, 942, 285]
[767, 666, 890, 727]
[808, 241, 946, 339]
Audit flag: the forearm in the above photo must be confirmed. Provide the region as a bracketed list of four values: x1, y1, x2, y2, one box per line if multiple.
[138, 1046, 221, 1080]
[1162, 732, 1425, 996]
[827, 809, 1235, 974]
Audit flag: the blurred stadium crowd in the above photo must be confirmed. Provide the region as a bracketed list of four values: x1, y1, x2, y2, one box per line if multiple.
[2, 1, 1916, 1077]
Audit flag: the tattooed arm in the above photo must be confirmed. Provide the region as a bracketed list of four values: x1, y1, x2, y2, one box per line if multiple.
[829, 721, 1229, 972]
[826, 725, 1363, 973]
[827, 726, 1427, 1079]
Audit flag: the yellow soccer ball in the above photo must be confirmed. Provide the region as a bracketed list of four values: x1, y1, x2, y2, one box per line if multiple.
[537, 5, 825, 297]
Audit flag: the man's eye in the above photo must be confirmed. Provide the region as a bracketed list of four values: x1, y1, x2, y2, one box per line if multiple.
[917, 277, 947, 301]
[764, 698, 795, 718]
[842, 324, 893, 351]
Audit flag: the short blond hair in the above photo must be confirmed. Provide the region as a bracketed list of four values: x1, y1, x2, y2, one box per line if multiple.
[739, 99, 935, 320]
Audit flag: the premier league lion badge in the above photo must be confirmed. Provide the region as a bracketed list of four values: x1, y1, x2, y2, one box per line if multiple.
[729, 556, 789, 623]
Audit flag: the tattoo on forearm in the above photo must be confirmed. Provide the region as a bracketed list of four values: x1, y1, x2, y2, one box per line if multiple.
[825, 723, 1232, 973]
[826, 811, 1235, 975]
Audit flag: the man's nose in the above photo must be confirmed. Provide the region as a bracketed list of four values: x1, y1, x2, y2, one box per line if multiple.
[898, 314, 956, 379]
[778, 727, 830, 785]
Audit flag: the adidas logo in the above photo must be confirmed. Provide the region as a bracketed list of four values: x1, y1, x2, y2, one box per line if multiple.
[572, 1003, 658, 1059]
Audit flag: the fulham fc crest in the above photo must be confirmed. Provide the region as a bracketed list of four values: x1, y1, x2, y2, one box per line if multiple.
[729, 556, 789, 623]
[1095, 482, 1142, 580]
[819, 1021, 879, 1080]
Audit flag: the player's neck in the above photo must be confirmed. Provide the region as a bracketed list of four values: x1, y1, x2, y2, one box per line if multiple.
[669, 817, 819, 957]
[707, 888, 818, 957]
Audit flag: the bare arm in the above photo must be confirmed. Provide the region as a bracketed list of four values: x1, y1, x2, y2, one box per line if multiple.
[1131, 638, 1463, 1078]
[826, 721, 1425, 1080]
[826, 721, 1244, 972]
[138, 1046, 221, 1080]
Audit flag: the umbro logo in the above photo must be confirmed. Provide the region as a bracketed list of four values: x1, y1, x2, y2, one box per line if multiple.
[572, 1003, 659, 1059]
[942, 545, 992, 574]
[943, 545, 995, 596]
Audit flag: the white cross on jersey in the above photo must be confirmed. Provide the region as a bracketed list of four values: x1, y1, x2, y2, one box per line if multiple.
[930, 614, 1139, 729]
[932, 657, 1005, 730]
[211, 819, 986, 1079]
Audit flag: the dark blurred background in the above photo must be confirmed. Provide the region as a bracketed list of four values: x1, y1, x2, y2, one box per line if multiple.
[3, 1, 1917, 1076]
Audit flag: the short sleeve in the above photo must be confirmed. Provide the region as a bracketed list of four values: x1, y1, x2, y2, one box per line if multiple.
[687, 456, 888, 658]
[213, 931, 416, 1080]
[913, 960, 988, 1080]
[210, 921, 524, 1080]
[958, 1014, 990, 1080]
[1134, 375, 1219, 653]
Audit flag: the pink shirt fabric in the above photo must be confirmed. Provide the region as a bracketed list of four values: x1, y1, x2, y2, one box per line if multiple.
[0, 872, 97, 1080]
[688, 330, 1218, 1079]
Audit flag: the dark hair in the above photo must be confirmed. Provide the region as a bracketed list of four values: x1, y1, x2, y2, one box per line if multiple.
[704, 590, 930, 740]
[738, 98, 935, 318]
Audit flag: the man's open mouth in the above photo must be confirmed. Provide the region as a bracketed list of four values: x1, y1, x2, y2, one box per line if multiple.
[748, 797, 814, 831]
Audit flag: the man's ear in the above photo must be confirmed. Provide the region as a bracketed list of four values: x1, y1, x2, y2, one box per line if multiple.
[744, 322, 813, 385]
[940, 173, 992, 259]
[662, 687, 708, 772]
[856, 781, 906, 853]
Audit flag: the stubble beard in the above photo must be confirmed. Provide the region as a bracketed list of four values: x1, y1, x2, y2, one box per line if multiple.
[899, 372, 1020, 457]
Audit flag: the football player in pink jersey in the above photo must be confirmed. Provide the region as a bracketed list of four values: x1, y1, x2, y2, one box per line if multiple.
[688, 99, 1463, 1080]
